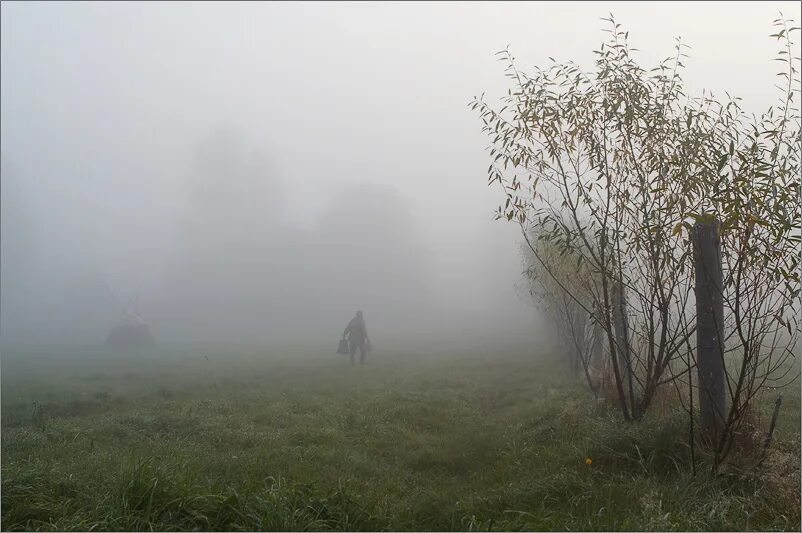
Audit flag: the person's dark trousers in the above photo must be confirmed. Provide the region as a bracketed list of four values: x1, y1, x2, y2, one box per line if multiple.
[350, 341, 366, 366]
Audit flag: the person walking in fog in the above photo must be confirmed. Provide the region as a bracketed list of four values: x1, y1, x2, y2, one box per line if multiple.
[343, 310, 369, 365]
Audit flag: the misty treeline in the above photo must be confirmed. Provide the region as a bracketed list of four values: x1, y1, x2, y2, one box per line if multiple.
[473, 15, 801, 471]
[0, 125, 433, 345]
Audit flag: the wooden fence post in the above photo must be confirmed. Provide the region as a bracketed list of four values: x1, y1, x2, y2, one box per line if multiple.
[692, 218, 726, 445]
[612, 280, 636, 417]
[590, 316, 604, 398]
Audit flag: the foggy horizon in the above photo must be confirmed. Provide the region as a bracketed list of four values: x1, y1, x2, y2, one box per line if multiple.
[2, 1, 799, 346]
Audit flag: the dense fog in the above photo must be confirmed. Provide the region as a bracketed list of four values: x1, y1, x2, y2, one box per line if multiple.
[1, 1, 797, 347]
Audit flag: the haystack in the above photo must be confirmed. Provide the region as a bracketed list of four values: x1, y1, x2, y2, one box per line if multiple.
[105, 312, 155, 348]
[104, 292, 155, 348]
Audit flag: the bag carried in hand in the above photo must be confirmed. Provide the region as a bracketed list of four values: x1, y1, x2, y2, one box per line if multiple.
[337, 338, 349, 355]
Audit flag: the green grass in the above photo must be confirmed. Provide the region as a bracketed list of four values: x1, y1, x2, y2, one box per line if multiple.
[1, 343, 799, 531]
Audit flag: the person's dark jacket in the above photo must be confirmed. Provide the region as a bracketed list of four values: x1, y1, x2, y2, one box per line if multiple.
[344, 316, 368, 344]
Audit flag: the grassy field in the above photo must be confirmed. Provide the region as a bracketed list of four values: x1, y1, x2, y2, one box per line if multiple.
[1, 342, 799, 531]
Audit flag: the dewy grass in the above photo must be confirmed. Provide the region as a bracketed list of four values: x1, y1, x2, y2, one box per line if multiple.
[1, 343, 799, 531]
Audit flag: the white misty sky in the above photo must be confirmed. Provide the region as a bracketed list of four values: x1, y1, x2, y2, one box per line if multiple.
[1, 1, 799, 340]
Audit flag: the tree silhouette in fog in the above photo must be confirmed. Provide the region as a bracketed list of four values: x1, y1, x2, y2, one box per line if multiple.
[160, 126, 433, 342]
